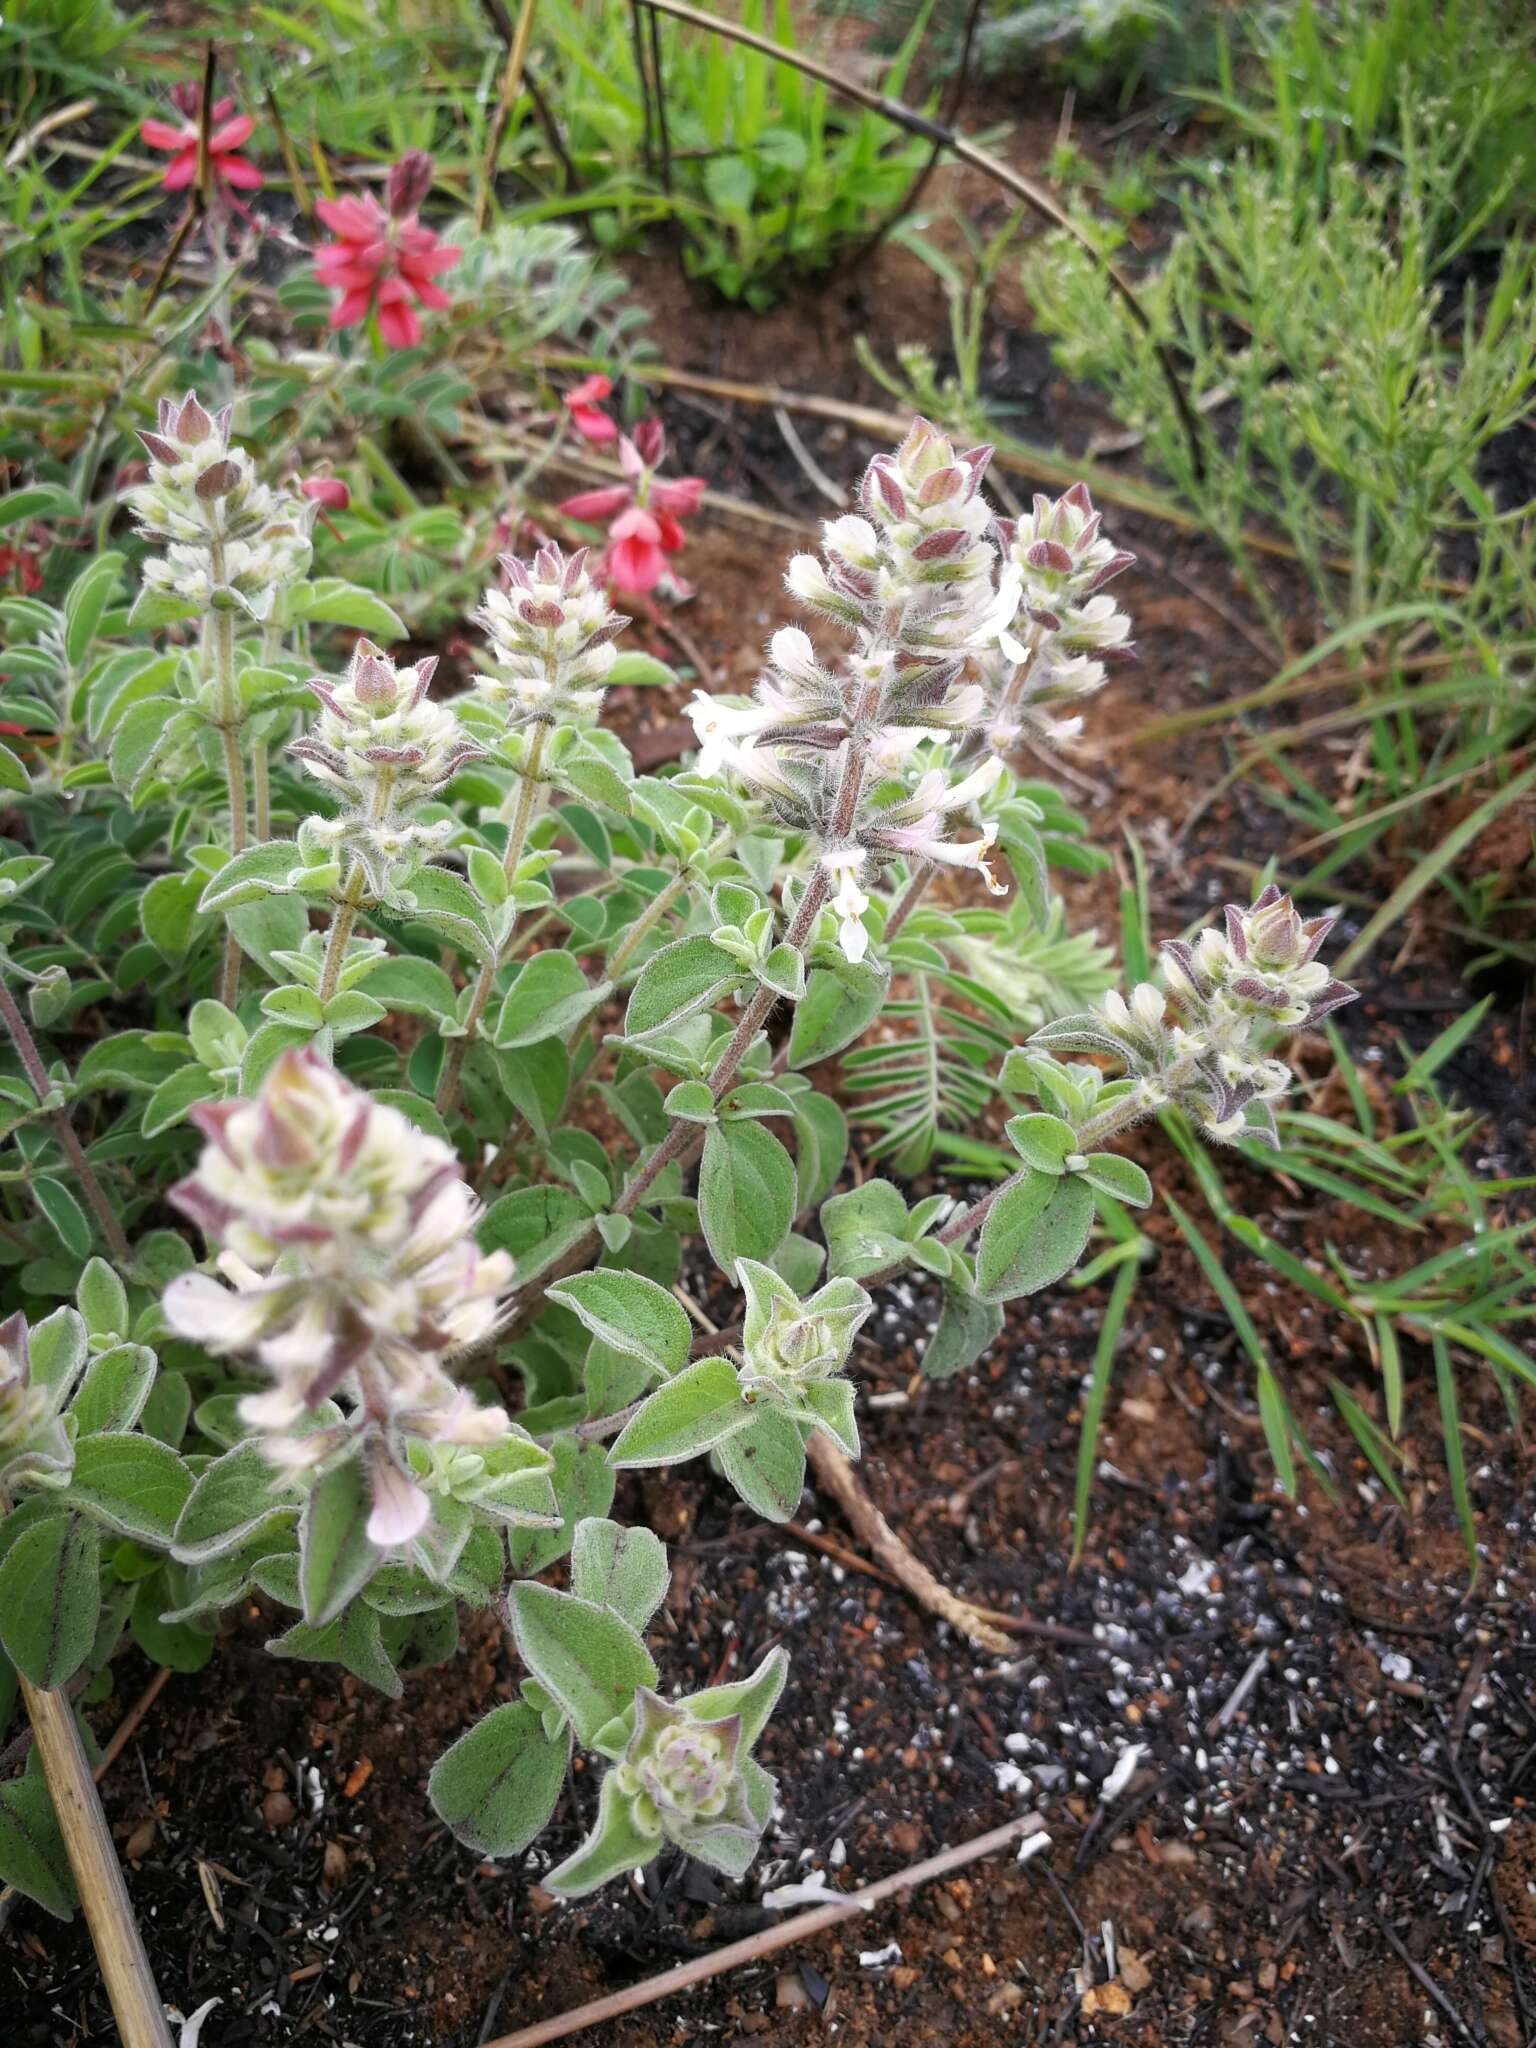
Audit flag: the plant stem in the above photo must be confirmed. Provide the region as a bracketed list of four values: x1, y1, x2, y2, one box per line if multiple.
[437, 725, 549, 1117]
[607, 828, 732, 982]
[317, 861, 367, 1007]
[0, 980, 131, 1264]
[251, 739, 271, 843]
[884, 860, 933, 940]
[7, 1584, 173, 2048]
[206, 593, 247, 1010]
[804, 1433, 1011, 1654]
[614, 858, 831, 1221]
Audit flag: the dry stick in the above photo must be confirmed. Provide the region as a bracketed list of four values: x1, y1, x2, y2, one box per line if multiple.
[264, 87, 314, 221]
[804, 1434, 1011, 1654]
[852, 0, 987, 263]
[647, 1, 673, 194]
[482, 1813, 1045, 2048]
[478, 0, 541, 230]
[0, 980, 131, 1264]
[16, 1677, 174, 2047]
[478, 0, 581, 191]
[634, 0, 1205, 480]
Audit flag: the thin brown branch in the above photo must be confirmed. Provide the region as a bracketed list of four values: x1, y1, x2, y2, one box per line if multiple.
[805, 1434, 1013, 1654]
[852, 0, 986, 262]
[17, 1675, 173, 2047]
[482, 1812, 1047, 2047]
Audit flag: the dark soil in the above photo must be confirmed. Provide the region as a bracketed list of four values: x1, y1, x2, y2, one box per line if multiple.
[6, 56, 1536, 2048]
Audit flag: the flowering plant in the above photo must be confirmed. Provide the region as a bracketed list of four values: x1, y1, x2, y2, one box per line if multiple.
[558, 415, 706, 596]
[0, 399, 1362, 1923]
[141, 84, 263, 198]
[313, 151, 461, 348]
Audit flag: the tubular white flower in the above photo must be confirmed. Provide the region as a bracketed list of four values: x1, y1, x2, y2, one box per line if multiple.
[820, 845, 871, 964]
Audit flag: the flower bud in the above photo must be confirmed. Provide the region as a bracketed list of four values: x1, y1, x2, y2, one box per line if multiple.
[476, 542, 627, 728]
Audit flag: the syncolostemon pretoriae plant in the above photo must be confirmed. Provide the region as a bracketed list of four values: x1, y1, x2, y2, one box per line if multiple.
[0, 406, 1355, 1910]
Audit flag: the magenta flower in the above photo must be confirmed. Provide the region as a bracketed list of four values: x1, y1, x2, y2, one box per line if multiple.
[299, 475, 350, 511]
[563, 374, 619, 444]
[141, 85, 263, 196]
[557, 419, 706, 597]
[313, 151, 460, 350]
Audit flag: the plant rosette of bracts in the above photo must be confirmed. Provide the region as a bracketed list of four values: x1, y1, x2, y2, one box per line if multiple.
[0, 404, 1362, 1918]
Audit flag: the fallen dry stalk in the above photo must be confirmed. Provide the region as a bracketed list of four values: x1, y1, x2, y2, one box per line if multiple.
[805, 1434, 1013, 1654]
[17, 1674, 174, 2048]
[482, 1812, 1046, 2048]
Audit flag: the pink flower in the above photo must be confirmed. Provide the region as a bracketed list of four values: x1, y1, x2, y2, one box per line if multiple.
[141, 89, 263, 197]
[556, 419, 705, 598]
[563, 374, 618, 444]
[313, 153, 460, 350]
[607, 507, 669, 592]
[299, 475, 350, 511]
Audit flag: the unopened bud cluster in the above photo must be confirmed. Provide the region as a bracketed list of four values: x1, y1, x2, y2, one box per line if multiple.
[475, 543, 628, 730]
[736, 1258, 872, 1401]
[1033, 887, 1358, 1146]
[290, 639, 478, 890]
[163, 1048, 518, 1542]
[608, 1690, 756, 1862]
[0, 1312, 73, 1491]
[131, 391, 314, 620]
[985, 484, 1135, 751]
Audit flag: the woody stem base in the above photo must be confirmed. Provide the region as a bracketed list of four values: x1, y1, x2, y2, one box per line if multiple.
[804, 1433, 1012, 1655]
[17, 1672, 173, 2047]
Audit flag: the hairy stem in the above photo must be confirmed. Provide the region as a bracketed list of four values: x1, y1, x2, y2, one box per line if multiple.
[607, 828, 733, 982]
[804, 1434, 1011, 1654]
[437, 724, 549, 1117]
[251, 739, 271, 843]
[206, 596, 247, 1009]
[317, 862, 367, 1007]
[0, 980, 132, 1265]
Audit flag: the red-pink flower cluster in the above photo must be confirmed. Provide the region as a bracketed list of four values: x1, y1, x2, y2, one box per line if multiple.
[141, 84, 263, 197]
[558, 415, 706, 597]
[313, 151, 460, 350]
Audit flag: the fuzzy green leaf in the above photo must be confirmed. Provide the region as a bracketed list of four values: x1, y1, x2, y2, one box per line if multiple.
[507, 1582, 657, 1747]
[697, 1119, 794, 1269]
[608, 1358, 750, 1468]
[0, 1515, 100, 1688]
[547, 1270, 691, 1379]
[429, 1703, 571, 1856]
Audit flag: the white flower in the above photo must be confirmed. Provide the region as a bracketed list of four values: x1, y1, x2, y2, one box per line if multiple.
[163, 1048, 518, 1488]
[768, 625, 821, 686]
[820, 845, 871, 963]
[687, 691, 794, 778]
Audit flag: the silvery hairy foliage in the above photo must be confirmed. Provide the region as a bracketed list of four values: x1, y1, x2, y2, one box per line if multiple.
[0, 400, 1356, 1914]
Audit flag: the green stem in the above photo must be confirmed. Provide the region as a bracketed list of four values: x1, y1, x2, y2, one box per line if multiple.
[607, 828, 733, 982]
[0, 980, 132, 1265]
[436, 725, 550, 1117]
[317, 861, 368, 1007]
[206, 590, 247, 1010]
[250, 735, 271, 843]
